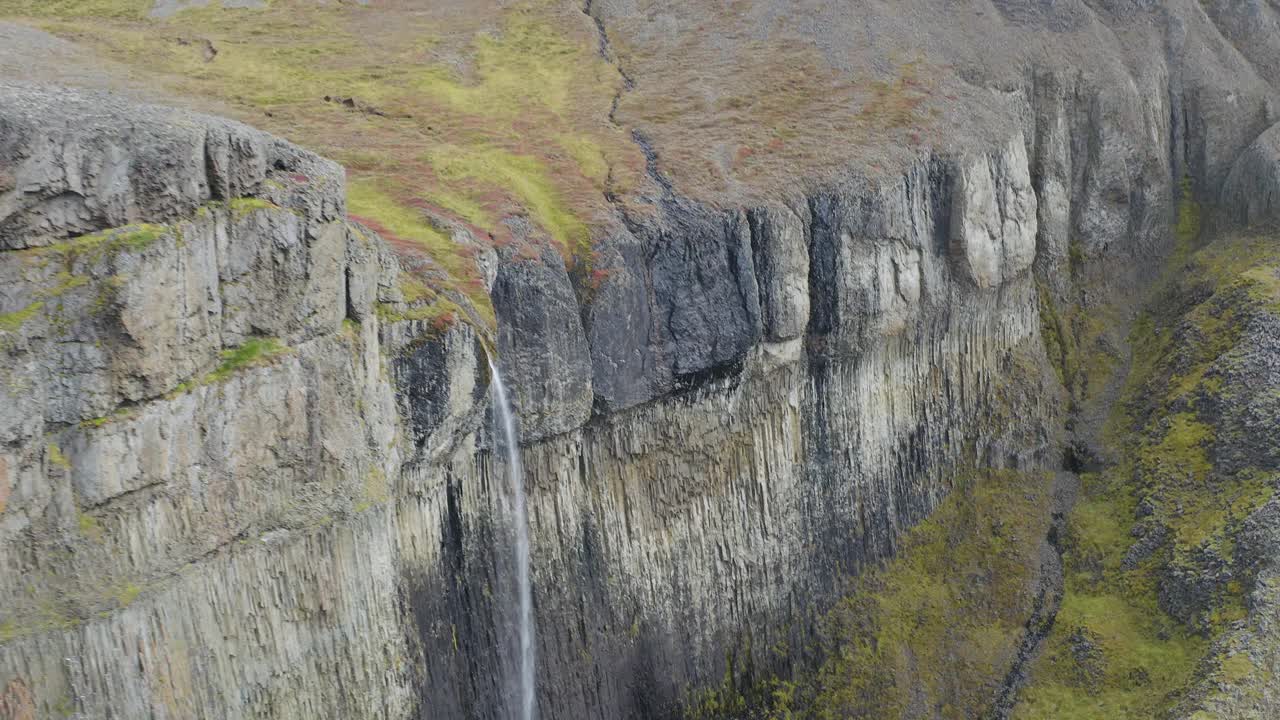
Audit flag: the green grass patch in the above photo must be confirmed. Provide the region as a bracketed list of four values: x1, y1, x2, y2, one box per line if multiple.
[7, 0, 635, 328]
[0, 0, 151, 19]
[1015, 226, 1280, 717]
[163, 336, 289, 397]
[22, 223, 173, 274]
[0, 301, 44, 333]
[114, 582, 142, 608]
[802, 470, 1057, 719]
[205, 337, 288, 383]
[227, 197, 279, 218]
[77, 512, 104, 542]
[426, 143, 589, 252]
[686, 469, 1059, 720]
[46, 443, 71, 470]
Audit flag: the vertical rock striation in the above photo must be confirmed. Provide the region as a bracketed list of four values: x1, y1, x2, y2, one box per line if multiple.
[3, 1, 1280, 715]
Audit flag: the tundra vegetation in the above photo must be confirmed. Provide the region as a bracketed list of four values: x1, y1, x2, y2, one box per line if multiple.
[0, 0, 643, 327]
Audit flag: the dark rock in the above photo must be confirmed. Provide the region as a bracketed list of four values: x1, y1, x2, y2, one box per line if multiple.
[491, 240, 593, 440]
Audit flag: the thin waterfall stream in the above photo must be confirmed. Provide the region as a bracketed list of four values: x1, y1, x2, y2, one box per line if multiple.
[488, 361, 537, 720]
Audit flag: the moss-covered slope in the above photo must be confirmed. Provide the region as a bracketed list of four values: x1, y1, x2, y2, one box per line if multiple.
[1014, 228, 1280, 719]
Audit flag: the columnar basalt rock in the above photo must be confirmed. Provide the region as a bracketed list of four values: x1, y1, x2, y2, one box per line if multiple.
[0, 82, 414, 719]
[3, 2, 1280, 717]
[950, 137, 1037, 290]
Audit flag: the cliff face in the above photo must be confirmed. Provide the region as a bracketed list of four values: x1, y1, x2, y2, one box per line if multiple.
[2, 2, 1280, 719]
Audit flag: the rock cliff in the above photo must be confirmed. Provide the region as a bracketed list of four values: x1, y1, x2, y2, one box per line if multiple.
[1, 1, 1279, 719]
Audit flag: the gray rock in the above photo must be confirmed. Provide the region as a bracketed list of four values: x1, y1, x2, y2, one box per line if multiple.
[5, 3, 1280, 718]
[584, 199, 762, 412]
[0, 81, 342, 250]
[749, 202, 811, 342]
[490, 242, 593, 441]
[1221, 122, 1280, 227]
[950, 136, 1037, 290]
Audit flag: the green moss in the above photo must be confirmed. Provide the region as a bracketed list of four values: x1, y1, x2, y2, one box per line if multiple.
[114, 582, 142, 608]
[0, 301, 43, 333]
[77, 512, 104, 542]
[1037, 283, 1075, 389]
[801, 470, 1057, 719]
[1217, 653, 1259, 684]
[376, 295, 466, 334]
[1015, 227, 1280, 718]
[227, 197, 279, 218]
[688, 469, 1059, 720]
[79, 405, 135, 430]
[1015, 590, 1204, 719]
[1175, 176, 1202, 255]
[68, 223, 166, 253]
[47, 443, 71, 470]
[206, 337, 288, 383]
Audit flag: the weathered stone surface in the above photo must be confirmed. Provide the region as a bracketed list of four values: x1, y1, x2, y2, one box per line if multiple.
[1221, 122, 1280, 227]
[749, 202, 810, 341]
[951, 137, 1037, 290]
[0, 80, 343, 250]
[5, 3, 1280, 718]
[491, 243, 593, 441]
[584, 199, 762, 412]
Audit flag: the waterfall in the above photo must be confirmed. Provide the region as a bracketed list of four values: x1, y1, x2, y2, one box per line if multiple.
[488, 361, 537, 720]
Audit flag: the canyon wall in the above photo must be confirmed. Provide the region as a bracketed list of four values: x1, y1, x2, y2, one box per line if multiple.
[2, 1, 1280, 718]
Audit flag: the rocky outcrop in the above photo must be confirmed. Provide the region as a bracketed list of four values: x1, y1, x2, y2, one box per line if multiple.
[0, 82, 341, 251]
[0, 81, 418, 718]
[950, 137, 1037, 290]
[491, 242, 593, 441]
[1221, 122, 1280, 227]
[0, 77, 1061, 719]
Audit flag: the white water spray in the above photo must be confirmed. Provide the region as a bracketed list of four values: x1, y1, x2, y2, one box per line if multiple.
[488, 360, 536, 720]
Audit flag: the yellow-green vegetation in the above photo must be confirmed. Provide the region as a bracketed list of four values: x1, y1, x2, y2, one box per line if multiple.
[685, 469, 1058, 720]
[1, 0, 642, 331]
[1037, 283, 1074, 389]
[204, 337, 288, 383]
[79, 405, 135, 430]
[41, 223, 170, 259]
[1175, 176, 1203, 257]
[1013, 462, 1209, 719]
[165, 336, 289, 397]
[226, 197, 278, 218]
[0, 301, 43, 333]
[7, 225, 174, 334]
[803, 469, 1057, 720]
[114, 582, 142, 608]
[353, 466, 388, 513]
[46, 442, 71, 470]
[1036, 281, 1120, 404]
[77, 511, 104, 542]
[1014, 227, 1280, 718]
